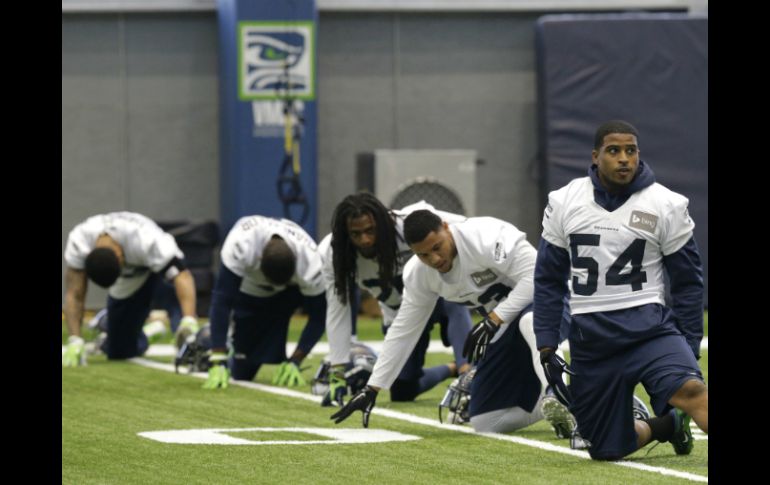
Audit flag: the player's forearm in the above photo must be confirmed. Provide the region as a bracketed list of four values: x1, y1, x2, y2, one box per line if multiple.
[64, 293, 85, 337]
[663, 237, 704, 354]
[533, 240, 571, 349]
[64, 268, 88, 337]
[208, 294, 231, 352]
[492, 282, 533, 324]
[325, 289, 354, 366]
[288, 348, 307, 363]
[493, 239, 536, 324]
[173, 270, 197, 317]
[295, 293, 327, 356]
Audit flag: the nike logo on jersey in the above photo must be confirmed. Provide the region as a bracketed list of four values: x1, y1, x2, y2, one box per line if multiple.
[628, 210, 658, 233]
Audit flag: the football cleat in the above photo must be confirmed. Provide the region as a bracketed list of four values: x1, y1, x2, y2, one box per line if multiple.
[632, 395, 651, 421]
[87, 308, 109, 331]
[541, 388, 577, 439]
[670, 409, 694, 455]
[570, 428, 592, 450]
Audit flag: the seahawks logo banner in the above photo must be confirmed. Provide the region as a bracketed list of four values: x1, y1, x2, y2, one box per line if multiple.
[218, 0, 318, 236]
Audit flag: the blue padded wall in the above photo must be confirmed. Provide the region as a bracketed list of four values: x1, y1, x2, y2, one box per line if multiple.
[536, 13, 708, 306]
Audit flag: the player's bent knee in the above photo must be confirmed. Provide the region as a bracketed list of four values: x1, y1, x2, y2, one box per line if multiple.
[470, 419, 496, 433]
[390, 379, 419, 401]
[677, 378, 708, 401]
[589, 453, 623, 462]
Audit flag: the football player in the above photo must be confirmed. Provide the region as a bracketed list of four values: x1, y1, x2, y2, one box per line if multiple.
[319, 193, 474, 406]
[331, 209, 574, 436]
[201, 215, 326, 389]
[62, 212, 198, 366]
[534, 120, 708, 460]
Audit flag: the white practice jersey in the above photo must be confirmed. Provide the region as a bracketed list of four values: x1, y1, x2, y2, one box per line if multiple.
[320, 200, 466, 365]
[542, 177, 694, 315]
[368, 216, 536, 389]
[220, 215, 324, 298]
[64, 212, 183, 299]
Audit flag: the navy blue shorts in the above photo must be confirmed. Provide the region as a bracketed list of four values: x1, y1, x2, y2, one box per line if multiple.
[570, 333, 703, 460]
[103, 274, 157, 359]
[470, 306, 541, 417]
[229, 287, 304, 380]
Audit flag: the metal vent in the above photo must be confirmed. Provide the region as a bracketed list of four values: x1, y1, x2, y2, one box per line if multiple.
[389, 177, 466, 215]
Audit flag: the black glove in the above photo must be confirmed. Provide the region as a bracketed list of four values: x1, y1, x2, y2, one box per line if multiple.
[462, 318, 499, 363]
[540, 348, 575, 407]
[330, 385, 378, 427]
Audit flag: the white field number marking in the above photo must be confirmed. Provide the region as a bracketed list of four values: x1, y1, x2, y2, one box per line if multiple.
[138, 427, 420, 445]
[130, 358, 708, 482]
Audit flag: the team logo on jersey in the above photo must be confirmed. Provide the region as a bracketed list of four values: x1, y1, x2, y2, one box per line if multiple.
[493, 242, 507, 262]
[238, 21, 315, 101]
[628, 211, 658, 233]
[470, 269, 497, 287]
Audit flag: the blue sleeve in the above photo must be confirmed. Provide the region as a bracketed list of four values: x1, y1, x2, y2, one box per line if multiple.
[662, 236, 704, 359]
[534, 239, 571, 350]
[208, 263, 242, 350]
[296, 293, 327, 355]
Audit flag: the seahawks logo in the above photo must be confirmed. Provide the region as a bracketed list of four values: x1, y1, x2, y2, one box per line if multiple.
[239, 22, 315, 100]
[244, 34, 306, 92]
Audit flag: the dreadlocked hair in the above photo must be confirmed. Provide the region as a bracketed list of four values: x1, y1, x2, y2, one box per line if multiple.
[330, 192, 398, 305]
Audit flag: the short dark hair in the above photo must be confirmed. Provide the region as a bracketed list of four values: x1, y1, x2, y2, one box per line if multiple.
[261, 236, 296, 285]
[85, 247, 121, 288]
[594, 120, 639, 150]
[404, 210, 443, 245]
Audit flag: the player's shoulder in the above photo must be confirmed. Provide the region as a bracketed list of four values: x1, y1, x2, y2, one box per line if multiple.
[317, 233, 333, 259]
[547, 177, 590, 206]
[318, 233, 332, 250]
[644, 182, 689, 206]
[402, 253, 430, 282]
[221, 216, 268, 253]
[229, 214, 274, 234]
[454, 217, 524, 254]
[67, 213, 108, 239]
[456, 216, 517, 235]
[632, 183, 690, 221]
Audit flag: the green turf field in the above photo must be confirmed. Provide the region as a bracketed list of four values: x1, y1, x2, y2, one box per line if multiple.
[62, 313, 708, 484]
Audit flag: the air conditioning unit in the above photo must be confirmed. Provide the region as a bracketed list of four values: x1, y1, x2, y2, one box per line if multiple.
[356, 149, 477, 216]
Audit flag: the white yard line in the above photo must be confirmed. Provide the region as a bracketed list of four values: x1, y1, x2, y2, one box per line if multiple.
[130, 357, 708, 483]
